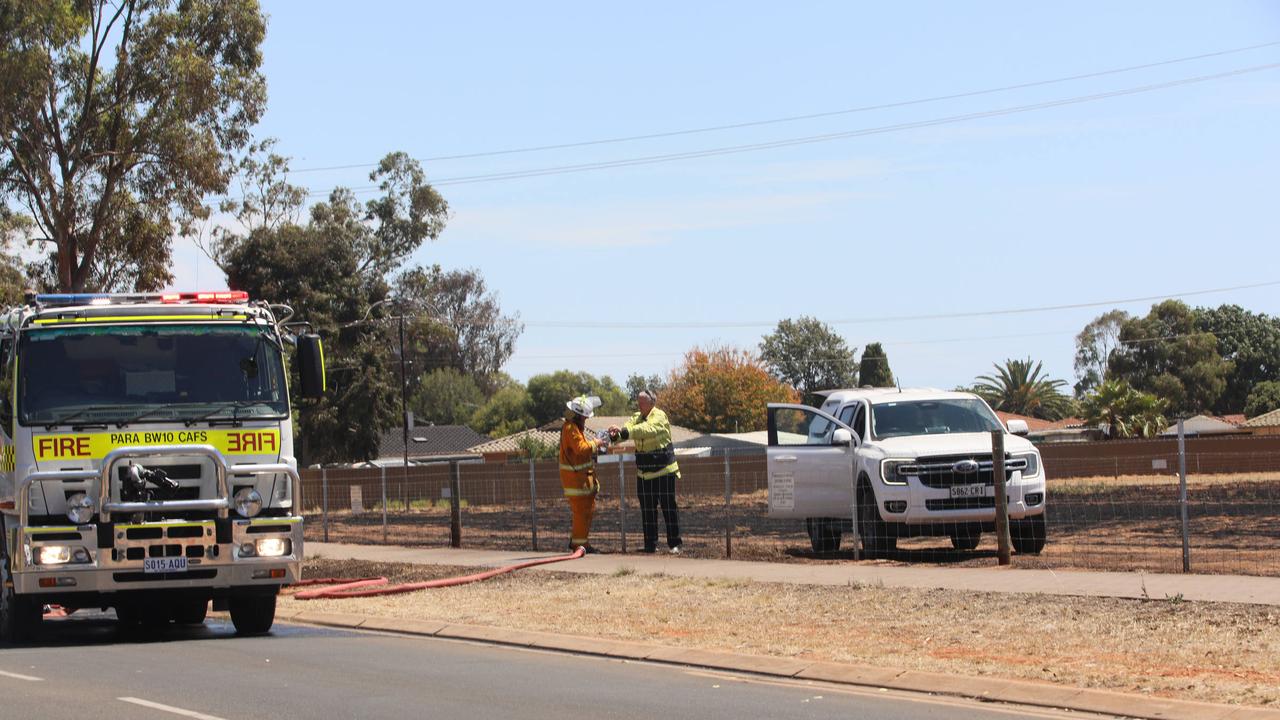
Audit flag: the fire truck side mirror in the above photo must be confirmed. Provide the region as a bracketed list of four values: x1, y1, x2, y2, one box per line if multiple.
[297, 334, 326, 399]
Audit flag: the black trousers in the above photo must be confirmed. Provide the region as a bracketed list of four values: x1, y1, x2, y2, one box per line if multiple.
[637, 472, 681, 550]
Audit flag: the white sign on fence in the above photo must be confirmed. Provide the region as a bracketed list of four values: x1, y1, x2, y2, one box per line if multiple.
[1152, 459, 1168, 470]
[350, 485, 364, 514]
[770, 474, 795, 512]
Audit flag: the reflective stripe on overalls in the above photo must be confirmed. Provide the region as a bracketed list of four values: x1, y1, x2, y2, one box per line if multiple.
[637, 461, 680, 480]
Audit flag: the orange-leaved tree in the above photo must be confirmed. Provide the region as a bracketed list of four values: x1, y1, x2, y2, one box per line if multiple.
[661, 346, 800, 434]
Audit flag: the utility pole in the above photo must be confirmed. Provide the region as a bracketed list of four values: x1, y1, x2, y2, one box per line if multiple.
[399, 312, 409, 474]
[992, 430, 1011, 566]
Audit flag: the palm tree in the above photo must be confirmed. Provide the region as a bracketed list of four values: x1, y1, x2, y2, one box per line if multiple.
[1081, 380, 1168, 439]
[973, 358, 1072, 420]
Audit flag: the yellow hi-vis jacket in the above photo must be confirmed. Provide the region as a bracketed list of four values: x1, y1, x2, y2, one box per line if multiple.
[622, 407, 681, 481]
[559, 420, 600, 496]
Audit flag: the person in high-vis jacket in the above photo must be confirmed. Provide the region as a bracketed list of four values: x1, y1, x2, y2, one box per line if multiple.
[609, 390, 682, 554]
[560, 395, 605, 553]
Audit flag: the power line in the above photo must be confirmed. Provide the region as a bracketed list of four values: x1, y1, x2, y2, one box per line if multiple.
[522, 280, 1280, 329]
[295, 61, 1280, 196]
[504, 329, 1248, 367]
[288, 40, 1280, 172]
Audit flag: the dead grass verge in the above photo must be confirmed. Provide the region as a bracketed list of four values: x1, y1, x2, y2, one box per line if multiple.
[286, 557, 1280, 708]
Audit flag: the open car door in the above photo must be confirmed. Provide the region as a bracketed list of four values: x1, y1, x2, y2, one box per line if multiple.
[765, 403, 858, 519]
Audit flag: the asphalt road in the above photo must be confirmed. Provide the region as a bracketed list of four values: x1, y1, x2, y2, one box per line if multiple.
[0, 614, 1098, 720]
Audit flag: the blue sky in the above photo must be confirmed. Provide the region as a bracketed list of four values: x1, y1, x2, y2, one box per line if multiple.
[170, 1, 1280, 394]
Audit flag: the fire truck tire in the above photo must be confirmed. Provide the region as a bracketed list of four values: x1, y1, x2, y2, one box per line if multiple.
[0, 563, 41, 643]
[229, 594, 276, 635]
[173, 599, 209, 625]
[114, 604, 142, 625]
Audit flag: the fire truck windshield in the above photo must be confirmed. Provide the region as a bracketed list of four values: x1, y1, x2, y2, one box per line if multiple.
[17, 324, 288, 427]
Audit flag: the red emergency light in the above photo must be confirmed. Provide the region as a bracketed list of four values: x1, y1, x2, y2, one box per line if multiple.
[160, 291, 249, 304]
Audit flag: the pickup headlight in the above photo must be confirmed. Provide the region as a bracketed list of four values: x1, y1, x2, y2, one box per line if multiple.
[1013, 452, 1041, 479]
[879, 459, 911, 485]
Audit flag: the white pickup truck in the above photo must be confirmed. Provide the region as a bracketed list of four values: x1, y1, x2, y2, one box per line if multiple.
[765, 388, 1046, 557]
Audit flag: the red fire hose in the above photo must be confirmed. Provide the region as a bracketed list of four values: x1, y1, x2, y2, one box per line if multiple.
[290, 547, 585, 600]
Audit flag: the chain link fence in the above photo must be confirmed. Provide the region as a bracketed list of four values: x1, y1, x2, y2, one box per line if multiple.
[300, 437, 1280, 576]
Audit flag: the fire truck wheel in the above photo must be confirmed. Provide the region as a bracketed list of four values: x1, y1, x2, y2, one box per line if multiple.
[114, 603, 142, 625]
[0, 563, 41, 643]
[173, 598, 209, 625]
[229, 594, 276, 635]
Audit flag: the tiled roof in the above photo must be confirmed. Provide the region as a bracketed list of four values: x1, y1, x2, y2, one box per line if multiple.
[376, 425, 489, 460]
[994, 411, 1058, 432]
[468, 428, 562, 454]
[470, 415, 702, 456]
[1160, 415, 1243, 436]
[1042, 417, 1086, 430]
[1242, 408, 1280, 428]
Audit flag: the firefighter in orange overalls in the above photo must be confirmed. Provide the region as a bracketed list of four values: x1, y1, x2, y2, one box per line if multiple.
[560, 395, 606, 553]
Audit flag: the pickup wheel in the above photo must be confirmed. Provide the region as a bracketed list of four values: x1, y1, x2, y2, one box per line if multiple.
[857, 482, 896, 558]
[949, 530, 981, 551]
[0, 560, 41, 644]
[1011, 514, 1047, 554]
[804, 518, 842, 554]
[230, 594, 277, 635]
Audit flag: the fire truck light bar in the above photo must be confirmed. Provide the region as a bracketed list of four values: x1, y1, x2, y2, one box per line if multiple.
[36, 291, 249, 306]
[161, 291, 249, 303]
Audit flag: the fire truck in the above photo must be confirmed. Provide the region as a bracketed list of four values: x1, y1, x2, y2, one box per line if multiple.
[0, 291, 325, 640]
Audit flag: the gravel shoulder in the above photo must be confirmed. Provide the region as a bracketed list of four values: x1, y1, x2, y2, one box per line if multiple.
[286, 557, 1280, 709]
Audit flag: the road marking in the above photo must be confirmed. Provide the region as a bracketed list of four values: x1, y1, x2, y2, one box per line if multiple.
[117, 697, 227, 720]
[0, 670, 43, 681]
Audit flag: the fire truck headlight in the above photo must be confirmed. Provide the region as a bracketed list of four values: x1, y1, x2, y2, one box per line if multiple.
[66, 493, 95, 524]
[233, 488, 263, 518]
[255, 538, 290, 557]
[38, 546, 72, 565]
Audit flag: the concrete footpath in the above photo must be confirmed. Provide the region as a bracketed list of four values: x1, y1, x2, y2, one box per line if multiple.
[291, 542, 1280, 720]
[308, 542, 1280, 605]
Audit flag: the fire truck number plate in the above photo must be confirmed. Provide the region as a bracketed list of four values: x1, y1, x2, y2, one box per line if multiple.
[143, 557, 188, 573]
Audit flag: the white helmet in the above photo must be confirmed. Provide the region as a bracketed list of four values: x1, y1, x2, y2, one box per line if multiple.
[566, 395, 602, 418]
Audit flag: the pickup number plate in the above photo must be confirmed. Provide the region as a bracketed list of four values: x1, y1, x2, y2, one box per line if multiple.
[143, 557, 188, 574]
[949, 483, 993, 499]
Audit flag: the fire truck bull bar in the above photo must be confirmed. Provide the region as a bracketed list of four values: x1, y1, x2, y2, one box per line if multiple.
[16, 444, 300, 526]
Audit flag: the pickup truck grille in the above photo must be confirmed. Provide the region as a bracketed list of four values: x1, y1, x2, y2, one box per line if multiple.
[897, 454, 1027, 489]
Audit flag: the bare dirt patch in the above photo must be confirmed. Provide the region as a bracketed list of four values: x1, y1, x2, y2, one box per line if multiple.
[287, 557, 1280, 708]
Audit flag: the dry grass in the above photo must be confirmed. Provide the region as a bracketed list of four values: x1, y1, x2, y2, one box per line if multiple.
[1051, 471, 1280, 492]
[287, 558, 1280, 709]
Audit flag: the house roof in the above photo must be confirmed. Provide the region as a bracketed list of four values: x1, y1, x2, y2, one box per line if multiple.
[469, 415, 702, 456]
[1242, 408, 1280, 428]
[675, 431, 767, 450]
[467, 427, 562, 455]
[377, 424, 489, 460]
[1160, 415, 1244, 436]
[993, 411, 1058, 433]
